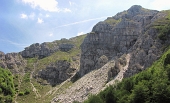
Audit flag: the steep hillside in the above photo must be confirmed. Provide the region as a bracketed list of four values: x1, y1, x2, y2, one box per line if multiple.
[84, 47, 170, 103]
[52, 5, 170, 103]
[0, 5, 170, 103]
[79, 5, 162, 77]
[0, 34, 86, 103]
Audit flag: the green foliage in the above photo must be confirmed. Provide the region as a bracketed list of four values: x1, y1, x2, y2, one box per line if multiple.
[24, 88, 30, 95]
[73, 101, 80, 103]
[84, 48, 170, 103]
[0, 68, 15, 103]
[18, 89, 30, 96]
[100, 86, 117, 103]
[152, 10, 170, 40]
[157, 25, 170, 40]
[18, 92, 25, 96]
[25, 58, 38, 72]
[104, 18, 121, 26]
[164, 53, 170, 66]
[84, 95, 103, 103]
[36, 34, 86, 71]
[23, 73, 30, 82]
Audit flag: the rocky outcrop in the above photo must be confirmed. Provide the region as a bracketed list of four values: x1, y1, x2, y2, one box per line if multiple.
[0, 51, 26, 73]
[20, 40, 75, 58]
[59, 43, 74, 52]
[79, 5, 168, 79]
[20, 42, 58, 58]
[37, 60, 77, 86]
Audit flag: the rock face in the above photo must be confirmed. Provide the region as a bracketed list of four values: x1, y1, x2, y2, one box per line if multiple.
[20, 42, 58, 58]
[0, 51, 25, 73]
[20, 40, 75, 58]
[37, 60, 77, 86]
[79, 5, 169, 78]
[59, 43, 74, 52]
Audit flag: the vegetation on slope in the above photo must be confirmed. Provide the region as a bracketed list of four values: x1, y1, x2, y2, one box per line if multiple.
[104, 17, 121, 26]
[0, 68, 15, 103]
[36, 34, 86, 71]
[152, 10, 170, 40]
[15, 34, 86, 103]
[83, 47, 170, 103]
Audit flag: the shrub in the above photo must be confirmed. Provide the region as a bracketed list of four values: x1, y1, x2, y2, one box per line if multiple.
[18, 92, 25, 96]
[0, 67, 15, 102]
[24, 89, 30, 95]
[84, 95, 103, 103]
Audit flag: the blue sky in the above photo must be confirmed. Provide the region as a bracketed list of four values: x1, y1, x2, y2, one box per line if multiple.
[0, 0, 170, 53]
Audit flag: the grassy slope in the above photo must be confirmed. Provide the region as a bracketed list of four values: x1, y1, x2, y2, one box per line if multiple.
[15, 34, 86, 103]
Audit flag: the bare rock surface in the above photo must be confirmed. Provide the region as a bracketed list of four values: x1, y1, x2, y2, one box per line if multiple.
[20, 39, 75, 58]
[0, 51, 26, 73]
[37, 60, 77, 86]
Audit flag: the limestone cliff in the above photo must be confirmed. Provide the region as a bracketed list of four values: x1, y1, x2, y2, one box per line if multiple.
[0, 51, 25, 73]
[20, 39, 75, 58]
[79, 5, 170, 78]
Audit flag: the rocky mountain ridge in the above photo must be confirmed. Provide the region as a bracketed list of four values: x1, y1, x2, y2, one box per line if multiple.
[0, 5, 170, 103]
[52, 5, 170, 102]
[20, 39, 75, 59]
[79, 5, 169, 78]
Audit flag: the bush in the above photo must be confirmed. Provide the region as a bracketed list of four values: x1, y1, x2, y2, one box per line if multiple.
[18, 92, 25, 96]
[24, 89, 30, 95]
[157, 24, 170, 40]
[164, 53, 170, 66]
[0, 67, 15, 102]
[84, 95, 103, 103]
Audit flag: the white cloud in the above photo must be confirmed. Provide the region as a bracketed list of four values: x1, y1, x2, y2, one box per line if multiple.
[37, 18, 44, 24]
[45, 14, 50, 17]
[55, 16, 109, 28]
[77, 32, 84, 36]
[20, 13, 28, 19]
[21, 0, 60, 12]
[20, 13, 35, 20]
[63, 8, 71, 12]
[69, 1, 75, 6]
[150, 0, 170, 10]
[49, 33, 53, 37]
[0, 39, 28, 47]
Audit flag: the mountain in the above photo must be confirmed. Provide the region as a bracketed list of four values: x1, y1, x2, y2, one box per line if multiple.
[0, 5, 170, 103]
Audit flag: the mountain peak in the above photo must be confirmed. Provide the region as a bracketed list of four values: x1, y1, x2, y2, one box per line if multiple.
[128, 5, 142, 11]
[127, 5, 143, 15]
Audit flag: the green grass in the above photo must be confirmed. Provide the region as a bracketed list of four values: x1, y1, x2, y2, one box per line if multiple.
[104, 18, 121, 26]
[25, 58, 38, 72]
[151, 10, 170, 40]
[35, 34, 86, 72]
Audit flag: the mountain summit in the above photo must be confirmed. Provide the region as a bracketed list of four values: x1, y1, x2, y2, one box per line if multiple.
[0, 5, 170, 103]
